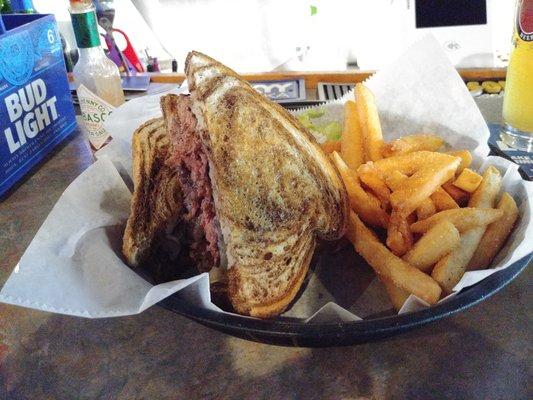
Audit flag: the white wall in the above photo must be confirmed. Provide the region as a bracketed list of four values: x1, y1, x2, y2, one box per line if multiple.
[34, 0, 516, 72]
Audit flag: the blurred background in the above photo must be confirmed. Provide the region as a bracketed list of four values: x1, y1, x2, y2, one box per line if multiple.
[33, 0, 516, 73]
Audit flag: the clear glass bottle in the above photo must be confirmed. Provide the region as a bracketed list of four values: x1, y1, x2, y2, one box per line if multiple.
[70, 0, 125, 151]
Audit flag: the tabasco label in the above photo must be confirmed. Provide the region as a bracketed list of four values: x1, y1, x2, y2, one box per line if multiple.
[77, 84, 114, 149]
[517, 0, 533, 41]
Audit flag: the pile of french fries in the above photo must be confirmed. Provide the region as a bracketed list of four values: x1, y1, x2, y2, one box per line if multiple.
[328, 83, 519, 310]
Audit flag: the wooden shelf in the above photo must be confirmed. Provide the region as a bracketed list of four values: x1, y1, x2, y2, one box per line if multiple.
[146, 68, 506, 88]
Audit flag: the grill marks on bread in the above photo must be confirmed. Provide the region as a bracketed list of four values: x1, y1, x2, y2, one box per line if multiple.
[186, 51, 349, 317]
[123, 118, 182, 267]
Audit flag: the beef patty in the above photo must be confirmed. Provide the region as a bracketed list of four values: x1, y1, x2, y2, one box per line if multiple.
[164, 94, 220, 272]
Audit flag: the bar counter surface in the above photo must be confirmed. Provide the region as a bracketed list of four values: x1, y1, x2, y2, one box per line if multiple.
[0, 100, 531, 399]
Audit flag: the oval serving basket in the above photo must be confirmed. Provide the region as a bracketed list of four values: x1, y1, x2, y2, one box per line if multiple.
[159, 253, 531, 347]
[159, 100, 531, 347]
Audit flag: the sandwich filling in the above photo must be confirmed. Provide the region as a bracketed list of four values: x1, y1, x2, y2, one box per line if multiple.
[165, 95, 220, 272]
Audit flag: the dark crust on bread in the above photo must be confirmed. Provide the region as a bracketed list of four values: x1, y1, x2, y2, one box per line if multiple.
[228, 233, 315, 318]
[185, 51, 349, 318]
[122, 118, 182, 268]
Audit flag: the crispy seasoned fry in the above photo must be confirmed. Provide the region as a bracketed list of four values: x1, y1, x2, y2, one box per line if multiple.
[387, 210, 413, 256]
[371, 152, 461, 216]
[389, 157, 461, 215]
[402, 221, 460, 272]
[381, 276, 410, 311]
[357, 163, 391, 205]
[416, 198, 437, 220]
[372, 151, 459, 176]
[331, 152, 389, 228]
[453, 168, 483, 193]
[341, 100, 365, 169]
[446, 150, 472, 174]
[320, 140, 341, 154]
[382, 134, 444, 157]
[468, 166, 502, 208]
[468, 192, 519, 270]
[348, 212, 442, 304]
[431, 167, 502, 292]
[442, 181, 470, 206]
[431, 188, 460, 211]
[384, 170, 408, 190]
[385, 171, 437, 218]
[410, 208, 504, 233]
[431, 230, 479, 292]
[355, 84, 384, 162]
[407, 212, 416, 225]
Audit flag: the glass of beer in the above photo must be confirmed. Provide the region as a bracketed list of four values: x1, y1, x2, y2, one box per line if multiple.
[501, 0, 533, 152]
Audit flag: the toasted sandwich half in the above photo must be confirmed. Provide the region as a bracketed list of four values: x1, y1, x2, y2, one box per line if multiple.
[124, 51, 349, 318]
[122, 118, 186, 280]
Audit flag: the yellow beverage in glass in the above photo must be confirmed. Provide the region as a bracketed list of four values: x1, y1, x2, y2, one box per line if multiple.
[501, 0, 533, 151]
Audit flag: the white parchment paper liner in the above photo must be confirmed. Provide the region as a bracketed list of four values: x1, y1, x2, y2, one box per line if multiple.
[1, 36, 531, 320]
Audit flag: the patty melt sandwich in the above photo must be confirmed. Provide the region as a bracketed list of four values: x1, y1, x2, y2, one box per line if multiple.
[123, 51, 349, 318]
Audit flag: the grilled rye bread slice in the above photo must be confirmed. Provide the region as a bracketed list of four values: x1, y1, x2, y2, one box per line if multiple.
[185, 51, 349, 318]
[122, 118, 183, 269]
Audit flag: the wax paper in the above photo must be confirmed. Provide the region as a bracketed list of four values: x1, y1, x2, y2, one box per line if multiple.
[1, 36, 531, 321]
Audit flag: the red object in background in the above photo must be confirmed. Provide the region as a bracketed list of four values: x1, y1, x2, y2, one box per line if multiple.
[104, 28, 144, 72]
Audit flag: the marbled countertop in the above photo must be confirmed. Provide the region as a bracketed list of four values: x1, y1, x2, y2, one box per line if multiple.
[0, 103, 531, 399]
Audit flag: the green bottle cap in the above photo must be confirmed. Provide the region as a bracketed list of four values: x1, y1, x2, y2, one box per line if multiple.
[71, 10, 101, 48]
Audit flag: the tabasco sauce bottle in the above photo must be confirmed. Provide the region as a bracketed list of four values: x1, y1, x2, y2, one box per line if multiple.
[69, 0, 125, 151]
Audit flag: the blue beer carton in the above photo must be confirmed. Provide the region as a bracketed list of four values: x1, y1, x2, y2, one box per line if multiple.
[0, 14, 76, 198]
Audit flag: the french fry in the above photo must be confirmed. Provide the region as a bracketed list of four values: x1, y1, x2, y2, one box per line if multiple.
[452, 168, 483, 193]
[431, 188, 460, 211]
[410, 208, 504, 233]
[468, 166, 502, 208]
[357, 163, 391, 206]
[331, 152, 389, 228]
[467, 192, 519, 270]
[385, 171, 436, 219]
[402, 221, 460, 272]
[355, 84, 384, 162]
[380, 276, 410, 311]
[416, 198, 437, 220]
[431, 167, 502, 292]
[320, 140, 341, 154]
[376, 153, 462, 215]
[446, 150, 472, 174]
[431, 230, 481, 292]
[387, 210, 413, 256]
[382, 165, 443, 239]
[442, 181, 470, 206]
[348, 212, 442, 304]
[389, 157, 461, 216]
[407, 212, 417, 225]
[341, 100, 365, 169]
[384, 170, 408, 190]
[382, 134, 444, 157]
[372, 151, 460, 176]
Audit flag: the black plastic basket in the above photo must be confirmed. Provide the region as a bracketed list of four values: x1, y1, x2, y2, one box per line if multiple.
[160, 253, 531, 347]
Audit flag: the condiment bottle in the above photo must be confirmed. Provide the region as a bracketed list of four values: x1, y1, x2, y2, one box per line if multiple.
[69, 0, 125, 151]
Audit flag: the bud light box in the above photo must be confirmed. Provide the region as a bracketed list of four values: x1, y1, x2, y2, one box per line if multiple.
[0, 14, 76, 198]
